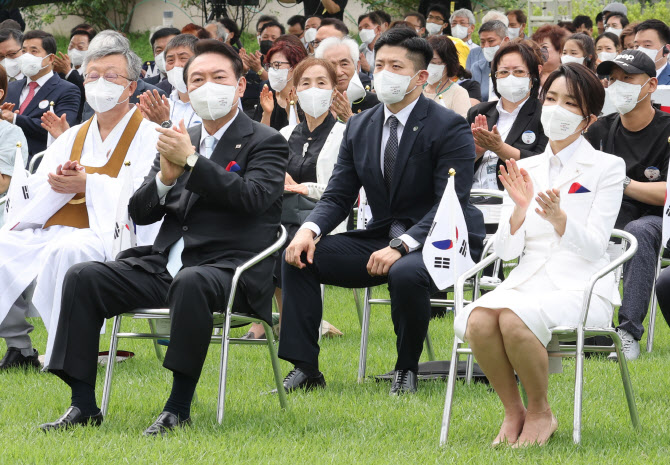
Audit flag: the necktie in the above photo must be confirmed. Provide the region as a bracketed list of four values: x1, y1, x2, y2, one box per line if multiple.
[383, 115, 406, 239]
[166, 135, 217, 277]
[19, 81, 39, 115]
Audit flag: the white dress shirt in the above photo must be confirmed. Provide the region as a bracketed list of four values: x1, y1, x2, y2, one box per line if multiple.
[14, 71, 54, 124]
[657, 62, 668, 78]
[303, 96, 422, 250]
[168, 89, 202, 128]
[548, 135, 580, 184]
[473, 97, 528, 190]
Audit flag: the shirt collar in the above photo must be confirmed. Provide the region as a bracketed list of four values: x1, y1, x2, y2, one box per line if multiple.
[383, 95, 420, 128]
[545, 135, 583, 167]
[29, 70, 53, 87]
[199, 108, 239, 149]
[495, 96, 529, 117]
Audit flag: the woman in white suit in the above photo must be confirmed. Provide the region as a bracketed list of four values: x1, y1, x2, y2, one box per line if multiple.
[244, 57, 346, 340]
[454, 63, 626, 447]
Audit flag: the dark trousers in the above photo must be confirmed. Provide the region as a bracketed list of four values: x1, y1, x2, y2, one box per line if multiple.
[48, 260, 234, 387]
[616, 215, 662, 340]
[655, 266, 670, 331]
[277, 234, 438, 373]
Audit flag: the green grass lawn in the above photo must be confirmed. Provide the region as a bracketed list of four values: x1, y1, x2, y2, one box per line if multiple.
[0, 285, 669, 464]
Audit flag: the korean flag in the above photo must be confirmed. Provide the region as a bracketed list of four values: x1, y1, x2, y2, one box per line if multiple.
[663, 165, 670, 249]
[3, 143, 30, 226]
[423, 170, 475, 290]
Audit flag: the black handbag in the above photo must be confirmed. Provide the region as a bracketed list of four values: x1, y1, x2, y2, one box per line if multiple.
[281, 192, 317, 226]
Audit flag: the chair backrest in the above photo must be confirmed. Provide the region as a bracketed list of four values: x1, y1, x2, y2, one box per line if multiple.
[606, 229, 638, 285]
[470, 189, 505, 227]
[28, 151, 46, 174]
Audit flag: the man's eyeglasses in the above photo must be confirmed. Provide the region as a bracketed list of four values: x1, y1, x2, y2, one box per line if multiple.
[263, 61, 291, 71]
[83, 72, 132, 82]
[309, 39, 322, 49]
[427, 15, 445, 23]
[0, 49, 21, 60]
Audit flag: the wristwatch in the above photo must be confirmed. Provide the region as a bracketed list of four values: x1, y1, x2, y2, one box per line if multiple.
[183, 153, 198, 172]
[256, 68, 264, 76]
[389, 237, 408, 256]
[623, 176, 631, 189]
[161, 120, 172, 129]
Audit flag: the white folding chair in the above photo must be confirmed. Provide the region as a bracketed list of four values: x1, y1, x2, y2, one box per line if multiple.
[439, 229, 641, 445]
[645, 247, 669, 352]
[101, 226, 289, 424]
[356, 190, 504, 383]
[28, 151, 45, 174]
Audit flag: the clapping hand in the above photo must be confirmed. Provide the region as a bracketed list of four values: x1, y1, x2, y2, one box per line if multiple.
[53, 51, 72, 75]
[472, 114, 503, 153]
[137, 89, 171, 125]
[331, 89, 353, 122]
[536, 189, 567, 233]
[48, 160, 86, 194]
[499, 159, 533, 210]
[41, 111, 70, 139]
[260, 84, 275, 115]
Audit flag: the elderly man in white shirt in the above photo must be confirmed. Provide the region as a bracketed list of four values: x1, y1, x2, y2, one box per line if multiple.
[136, 34, 202, 130]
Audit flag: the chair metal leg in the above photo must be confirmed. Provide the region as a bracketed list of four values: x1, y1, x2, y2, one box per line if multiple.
[101, 315, 122, 417]
[424, 331, 436, 361]
[318, 284, 325, 343]
[216, 309, 233, 424]
[613, 332, 641, 429]
[572, 326, 585, 445]
[147, 319, 164, 361]
[439, 338, 462, 446]
[465, 353, 474, 385]
[646, 256, 662, 352]
[357, 287, 372, 383]
[353, 288, 364, 327]
[262, 320, 288, 410]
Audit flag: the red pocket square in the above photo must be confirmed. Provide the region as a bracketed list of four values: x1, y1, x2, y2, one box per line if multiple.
[568, 182, 590, 194]
[226, 161, 241, 172]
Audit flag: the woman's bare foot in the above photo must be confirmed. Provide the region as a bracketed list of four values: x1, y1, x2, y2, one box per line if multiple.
[491, 408, 526, 447]
[513, 408, 558, 447]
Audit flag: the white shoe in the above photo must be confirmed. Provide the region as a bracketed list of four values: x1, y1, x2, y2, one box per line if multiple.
[607, 328, 640, 361]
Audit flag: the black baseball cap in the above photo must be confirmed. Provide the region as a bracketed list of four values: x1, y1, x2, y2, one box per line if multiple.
[597, 49, 656, 77]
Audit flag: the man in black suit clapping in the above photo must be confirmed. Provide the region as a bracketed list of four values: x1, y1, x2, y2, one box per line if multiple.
[279, 28, 485, 395]
[40, 40, 288, 435]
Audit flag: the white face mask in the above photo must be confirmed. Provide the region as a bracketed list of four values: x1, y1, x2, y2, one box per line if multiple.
[68, 48, 86, 67]
[223, 32, 230, 43]
[638, 46, 664, 64]
[507, 27, 521, 40]
[166, 66, 187, 93]
[297, 87, 333, 118]
[608, 78, 650, 115]
[373, 70, 418, 105]
[451, 24, 468, 40]
[426, 22, 443, 36]
[304, 28, 317, 44]
[426, 63, 445, 85]
[189, 81, 238, 120]
[482, 45, 500, 63]
[561, 55, 585, 65]
[540, 104, 585, 141]
[268, 67, 290, 91]
[605, 27, 623, 37]
[359, 28, 377, 45]
[21, 53, 50, 78]
[598, 51, 618, 62]
[346, 71, 366, 102]
[1, 57, 21, 78]
[155, 52, 166, 74]
[496, 75, 530, 103]
[85, 78, 130, 113]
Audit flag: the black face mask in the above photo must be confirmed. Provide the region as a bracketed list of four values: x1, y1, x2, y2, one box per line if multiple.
[260, 40, 274, 56]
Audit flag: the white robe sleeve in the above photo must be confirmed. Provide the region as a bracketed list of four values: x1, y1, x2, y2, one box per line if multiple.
[493, 196, 527, 261]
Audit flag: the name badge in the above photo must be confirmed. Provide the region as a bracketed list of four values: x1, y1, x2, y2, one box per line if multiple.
[521, 130, 536, 145]
[38, 100, 49, 110]
[645, 166, 661, 181]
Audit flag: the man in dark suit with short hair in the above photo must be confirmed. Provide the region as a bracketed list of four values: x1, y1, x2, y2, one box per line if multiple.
[2, 30, 80, 161]
[40, 40, 288, 436]
[278, 28, 485, 395]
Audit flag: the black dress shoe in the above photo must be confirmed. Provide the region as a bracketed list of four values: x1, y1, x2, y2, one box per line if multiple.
[143, 411, 191, 437]
[389, 369, 418, 395]
[281, 368, 326, 393]
[40, 406, 103, 432]
[0, 347, 40, 370]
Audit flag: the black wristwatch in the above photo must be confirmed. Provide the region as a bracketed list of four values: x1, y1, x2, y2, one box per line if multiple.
[389, 237, 408, 256]
[161, 120, 172, 128]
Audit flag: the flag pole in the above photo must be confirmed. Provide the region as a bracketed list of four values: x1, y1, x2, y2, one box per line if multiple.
[447, 168, 458, 288]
